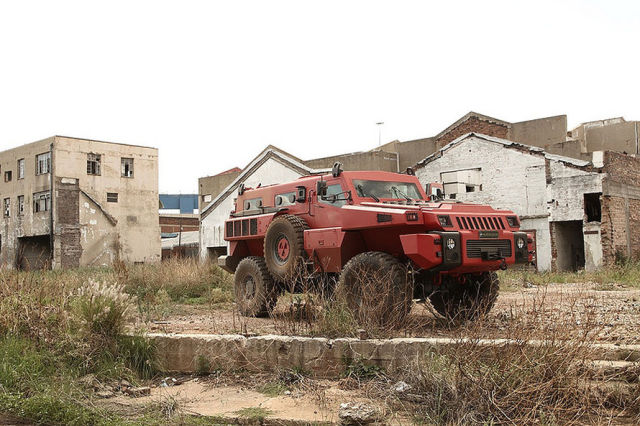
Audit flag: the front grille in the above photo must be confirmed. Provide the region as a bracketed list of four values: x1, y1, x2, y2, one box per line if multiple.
[456, 216, 505, 230]
[466, 239, 512, 258]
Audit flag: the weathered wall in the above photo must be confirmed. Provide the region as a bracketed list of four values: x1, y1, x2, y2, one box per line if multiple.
[55, 177, 81, 269]
[600, 151, 640, 263]
[54, 137, 160, 265]
[200, 157, 307, 256]
[198, 169, 241, 211]
[376, 138, 437, 171]
[510, 115, 567, 149]
[160, 215, 199, 233]
[585, 121, 639, 154]
[545, 139, 588, 160]
[0, 137, 54, 268]
[305, 150, 398, 172]
[435, 117, 509, 149]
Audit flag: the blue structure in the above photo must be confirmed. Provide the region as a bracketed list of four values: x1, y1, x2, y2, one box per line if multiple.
[159, 194, 199, 214]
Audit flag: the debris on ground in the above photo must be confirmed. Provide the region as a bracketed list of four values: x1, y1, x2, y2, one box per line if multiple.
[393, 381, 411, 393]
[338, 402, 379, 425]
[123, 386, 151, 398]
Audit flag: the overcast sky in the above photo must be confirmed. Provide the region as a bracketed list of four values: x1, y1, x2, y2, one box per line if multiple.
[1, 1, 638, 193]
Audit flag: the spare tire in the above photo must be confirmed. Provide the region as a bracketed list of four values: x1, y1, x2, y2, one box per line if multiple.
[263, 214, 308, 282]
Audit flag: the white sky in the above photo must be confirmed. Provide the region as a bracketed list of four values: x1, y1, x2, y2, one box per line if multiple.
[1, 0, 638, 193]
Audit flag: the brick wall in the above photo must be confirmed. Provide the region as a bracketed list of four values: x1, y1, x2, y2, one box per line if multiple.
[56, 178, 81, 269]
[600, 151, 640, 263]
[436, 117, 509, 149]
[160, 216, 199, 233]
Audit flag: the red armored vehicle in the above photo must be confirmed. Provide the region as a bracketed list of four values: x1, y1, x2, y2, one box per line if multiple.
[219, 164, 533, 323]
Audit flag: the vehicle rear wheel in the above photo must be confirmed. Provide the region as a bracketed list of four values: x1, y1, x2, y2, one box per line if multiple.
[264, 215, 309, 282]
[234, 256, 277, 317]
[338, 252, 413, 328]
[428, 272, 499, 321]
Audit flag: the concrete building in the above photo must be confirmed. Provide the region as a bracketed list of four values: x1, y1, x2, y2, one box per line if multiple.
[199, 146, 326, 259]
[0, 136, 160, 269]
[415, 132, 640, 271]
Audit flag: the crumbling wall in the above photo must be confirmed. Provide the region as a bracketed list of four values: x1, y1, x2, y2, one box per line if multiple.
[600, 151, 640, 263]
[511, 115, 567, 149]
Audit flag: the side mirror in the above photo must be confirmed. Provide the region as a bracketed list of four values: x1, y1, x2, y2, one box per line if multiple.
[316, 180, 327, 197]
[332, 162, 343, 177]
[296, 186, 307, 203]
[238, 183, 245, 195]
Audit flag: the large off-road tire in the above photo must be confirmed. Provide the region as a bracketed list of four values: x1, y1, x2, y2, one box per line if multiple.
[428, 272, 499, 321]
[234, 256, 277, 317]
[338, 252, 413, 328]
[264, 215, 309, 282]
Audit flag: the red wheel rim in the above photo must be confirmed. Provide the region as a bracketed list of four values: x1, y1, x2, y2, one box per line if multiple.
[275, 235, 290, 263]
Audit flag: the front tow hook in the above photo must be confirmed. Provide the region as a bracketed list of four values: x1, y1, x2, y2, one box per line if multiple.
[499, 259, 508, 270]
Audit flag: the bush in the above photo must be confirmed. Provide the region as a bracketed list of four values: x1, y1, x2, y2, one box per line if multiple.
[71, 279, 135, 340]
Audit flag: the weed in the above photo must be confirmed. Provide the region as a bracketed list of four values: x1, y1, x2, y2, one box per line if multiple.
[234, 406, 273, 420]
[195, 355, 212, 376]
[257, 380, 288, 397]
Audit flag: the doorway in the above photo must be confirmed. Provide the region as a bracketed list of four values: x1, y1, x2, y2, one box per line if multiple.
[17, 235, 51, 270]
[553, 221, 585, 271]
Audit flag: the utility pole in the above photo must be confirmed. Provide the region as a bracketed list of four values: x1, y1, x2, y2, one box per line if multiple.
[376, 122, 384, 146]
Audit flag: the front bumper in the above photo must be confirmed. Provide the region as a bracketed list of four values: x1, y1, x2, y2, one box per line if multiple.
[400, 230, 529, 272]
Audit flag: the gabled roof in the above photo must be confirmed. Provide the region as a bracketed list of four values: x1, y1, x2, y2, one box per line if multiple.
[434, 111, 511, 140]
[415, 133, 592, 170]
[200, 145, 327, 219]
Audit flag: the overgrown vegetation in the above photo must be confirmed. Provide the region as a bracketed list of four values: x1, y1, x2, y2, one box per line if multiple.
[500, 259, 640, 289]
[0, 258, 232, 424]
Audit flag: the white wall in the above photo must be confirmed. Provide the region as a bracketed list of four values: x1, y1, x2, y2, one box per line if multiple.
[200, 157, 308, 258]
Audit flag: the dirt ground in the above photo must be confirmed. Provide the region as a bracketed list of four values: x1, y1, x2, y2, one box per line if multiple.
[139, 282, 640, 344]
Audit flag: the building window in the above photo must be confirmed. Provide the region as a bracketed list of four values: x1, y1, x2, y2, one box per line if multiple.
[17, 195, 24, 215]
[202, 194, 212, 203]
[584, 193, 602, 222]
[107, 192, 118, 203]
[36, 152, 51, 175]
[4, 171, 11, 182]
[34, 191, 50, 212]
[121, 158, 134, 178]
[3, 198, 9, 218]
[440, 168, 482, 197]
[17, 159, 24, 179]
[87, 153, 101, 175]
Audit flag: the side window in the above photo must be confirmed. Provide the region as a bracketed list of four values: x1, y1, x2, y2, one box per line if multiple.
[275, 191, 296, 207]
[320, 183, 347, 207]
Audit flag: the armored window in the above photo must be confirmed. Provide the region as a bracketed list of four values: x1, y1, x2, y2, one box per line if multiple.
[107, 192, 118, 203]
[243, 198, 262, 211]
[3, 198, 9, 218]
[87, 153, 101, 175]
[17, 195, 24, 215]
[275, 191, 296, 207]
[320, 184, 347, 207]
[121, 157, 134, 178]
[33, 191, 50, 212]
[4, 171, 11, 182]
[36, 152, 51, 175]
[17, 159, 24, 179]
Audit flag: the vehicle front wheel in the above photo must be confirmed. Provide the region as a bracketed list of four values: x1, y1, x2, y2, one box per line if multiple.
[338, 252, 413, 329]
[234, 256, 277, 317]
[428, 272, 499, 321]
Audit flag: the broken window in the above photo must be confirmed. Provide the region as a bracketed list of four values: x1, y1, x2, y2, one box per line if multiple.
[36, 152, 50, 175]
[17, 159, 24, 179]
[440, 168, 482, 196]
[87, 153, 101, 175]
[33, 191, 50, 212]
[584, 193, 602, 222]
[107, 192, 118, 203]
[4, 171, 11, 182]
[3, 198, 9, 218]
[17, 195, 24, 215]
[121, 157, 134, 178]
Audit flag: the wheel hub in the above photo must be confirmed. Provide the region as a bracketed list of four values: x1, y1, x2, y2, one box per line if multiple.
[243, 275, 256, 299]
[274, 235, 291, 264]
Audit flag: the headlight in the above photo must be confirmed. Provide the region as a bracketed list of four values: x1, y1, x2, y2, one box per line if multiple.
[446, 238, 456, 250]
[506, 216, 520, 228]
[438, 215, 452, 227]
[517, 237, 525, 249]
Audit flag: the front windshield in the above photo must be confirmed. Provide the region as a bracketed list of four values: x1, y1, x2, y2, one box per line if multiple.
[353, 179, 423, 200]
